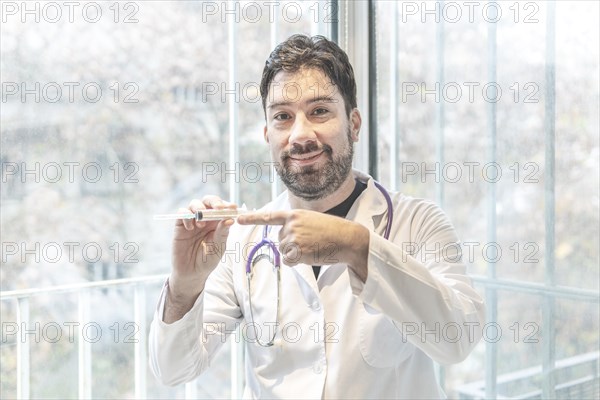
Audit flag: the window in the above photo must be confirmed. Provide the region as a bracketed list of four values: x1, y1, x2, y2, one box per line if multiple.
[1, 1, 598, 399]
[370, 1, 599, 397]
[1, 1, 330, 398]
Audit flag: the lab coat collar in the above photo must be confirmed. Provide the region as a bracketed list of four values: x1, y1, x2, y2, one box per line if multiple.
[268, 169, 387, 223]
[346, 169, 388, 232]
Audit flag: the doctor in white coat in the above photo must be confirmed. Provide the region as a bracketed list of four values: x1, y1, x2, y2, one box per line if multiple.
[149, 34, 485, 399]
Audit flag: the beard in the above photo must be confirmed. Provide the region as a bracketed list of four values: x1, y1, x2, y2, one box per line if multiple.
[275, 127, 354, 201]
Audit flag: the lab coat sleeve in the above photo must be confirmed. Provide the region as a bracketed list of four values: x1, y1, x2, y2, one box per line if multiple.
[349, 200, 485, 365]
[148, 257, 242, 386]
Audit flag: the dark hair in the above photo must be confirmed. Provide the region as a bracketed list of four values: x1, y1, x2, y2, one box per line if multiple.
[260, 34, 357, 117]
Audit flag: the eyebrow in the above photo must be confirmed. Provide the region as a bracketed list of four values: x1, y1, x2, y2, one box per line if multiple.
[267, 95, 338, 110]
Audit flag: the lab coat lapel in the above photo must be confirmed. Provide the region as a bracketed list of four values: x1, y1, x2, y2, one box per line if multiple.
[317, 173, 388, 287]
[291, 263, 320, 295]
[346, 170, 388, 234]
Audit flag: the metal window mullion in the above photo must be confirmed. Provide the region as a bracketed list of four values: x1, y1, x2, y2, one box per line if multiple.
[228, 15, 244, 399]
[543, 2, 557, 398]
[270, 4, 281, 202]
[339, 0, 370, 173]
[134, 284, 147, 399]
[434, 0, 447, 390]
[367, 0, 378, 180]
[389, 1, 399, 191]
[269, 5, 278, 48]
[78, 289, 92, 399]
[16, 297, 30, 400]
[228, 12, 240, 206]
[311, 0, 325, 37]
[435, 0, 445, 208]
[330, 0, 339, 43]
[485, 5, 498, 398]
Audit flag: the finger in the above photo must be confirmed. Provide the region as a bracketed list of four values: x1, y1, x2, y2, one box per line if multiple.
[185, 201, 208, 230]
[171, 207, 197, 231]
[188, 199, 207, 213]
[189, 197, 236, 230]
[278, 225, 286, 243]
[280, 240, 300, 266]
[214, 218, 234, 242]
[221, 200, 239, 210]
[237, 210, 289, 225]
[201, 195, 235, 210]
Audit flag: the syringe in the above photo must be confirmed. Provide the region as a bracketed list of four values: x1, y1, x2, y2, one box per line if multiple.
[153, 205, 248, 222]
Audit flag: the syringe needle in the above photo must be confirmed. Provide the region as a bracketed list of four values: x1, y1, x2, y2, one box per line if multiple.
[153, 213, 196, 221]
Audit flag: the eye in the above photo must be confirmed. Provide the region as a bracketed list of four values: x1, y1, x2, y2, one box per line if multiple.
[274, 112, 291, 121]
[312, 107, 329, 116]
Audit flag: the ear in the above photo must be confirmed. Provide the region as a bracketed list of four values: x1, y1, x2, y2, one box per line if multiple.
[263, 125, 269, 143]
[349, 109, 362, 142]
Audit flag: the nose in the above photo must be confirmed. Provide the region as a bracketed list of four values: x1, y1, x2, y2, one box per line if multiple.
[288, 112, 317, 147]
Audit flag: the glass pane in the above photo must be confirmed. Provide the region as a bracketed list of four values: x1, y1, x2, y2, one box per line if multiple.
[1, 1, 327, 398]
[375, 0, 599, 397]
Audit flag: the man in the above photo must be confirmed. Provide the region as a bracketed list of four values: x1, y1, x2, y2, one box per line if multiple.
[149, 34, 485, 399]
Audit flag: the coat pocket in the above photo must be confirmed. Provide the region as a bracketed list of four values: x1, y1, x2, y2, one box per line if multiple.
[358, 302, 414, 368]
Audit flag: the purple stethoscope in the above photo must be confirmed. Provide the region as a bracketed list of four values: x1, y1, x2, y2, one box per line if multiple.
[245, 180, 393, 347]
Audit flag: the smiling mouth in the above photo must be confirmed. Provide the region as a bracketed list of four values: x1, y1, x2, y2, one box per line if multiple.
[290, 151, 324, 162]
[288, 151, 325, 167]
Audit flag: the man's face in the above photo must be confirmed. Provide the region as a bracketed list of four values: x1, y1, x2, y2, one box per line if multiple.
[264, 68, 361, 201]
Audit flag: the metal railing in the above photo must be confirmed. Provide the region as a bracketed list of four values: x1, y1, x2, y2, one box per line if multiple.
[0, 274, 242, 399]
[457, 351, 600, 399]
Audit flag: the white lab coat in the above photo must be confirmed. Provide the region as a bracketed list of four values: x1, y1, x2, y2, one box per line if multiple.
[149, 170, 485, 399]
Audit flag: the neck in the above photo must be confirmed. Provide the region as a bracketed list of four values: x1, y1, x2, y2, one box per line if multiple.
[288, 173, 356, 212]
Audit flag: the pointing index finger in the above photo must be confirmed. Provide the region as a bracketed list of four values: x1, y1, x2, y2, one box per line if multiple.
[237, 211, 289, 226]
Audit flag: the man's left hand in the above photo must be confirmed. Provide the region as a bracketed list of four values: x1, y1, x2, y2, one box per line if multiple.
[237, 210, 369, 280]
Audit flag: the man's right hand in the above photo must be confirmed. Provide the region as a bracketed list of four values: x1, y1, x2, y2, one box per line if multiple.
[164, 195, 236, 323]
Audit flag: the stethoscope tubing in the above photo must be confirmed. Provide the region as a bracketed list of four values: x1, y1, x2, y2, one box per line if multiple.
[373, 180, 393, 241]
[245, 225, 280, 275]
[244, 179, 393, 346]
